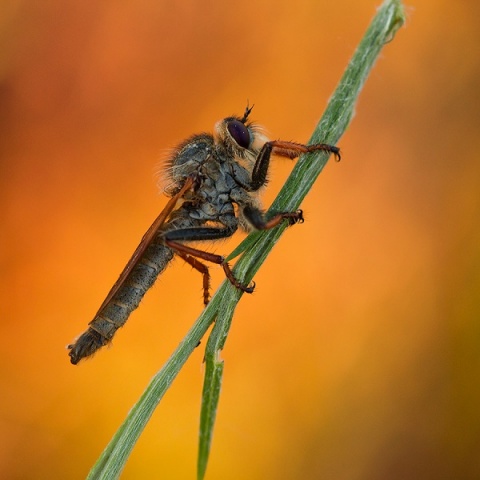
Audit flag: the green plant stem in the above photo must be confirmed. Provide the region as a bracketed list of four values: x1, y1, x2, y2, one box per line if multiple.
[86, 2, 405, 479]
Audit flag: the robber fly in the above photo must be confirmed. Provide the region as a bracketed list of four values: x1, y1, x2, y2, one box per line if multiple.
[68, 105, 340, 364]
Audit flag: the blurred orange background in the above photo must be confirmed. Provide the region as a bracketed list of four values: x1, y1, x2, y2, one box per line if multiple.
[2, 1, 480, 478]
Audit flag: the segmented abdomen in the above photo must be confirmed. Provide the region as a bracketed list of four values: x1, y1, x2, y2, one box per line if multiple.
[68, 243, 174, 364]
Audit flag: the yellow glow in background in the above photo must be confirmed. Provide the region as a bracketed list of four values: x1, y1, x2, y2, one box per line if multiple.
[1, 1, 480, 478]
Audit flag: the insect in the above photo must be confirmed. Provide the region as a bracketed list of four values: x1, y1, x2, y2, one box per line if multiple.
[68, 105, 340, 364]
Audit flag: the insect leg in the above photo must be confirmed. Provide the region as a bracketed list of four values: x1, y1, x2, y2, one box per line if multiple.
[167, 240, 255, 294]
[249, 140, 340, 191]
[163, 225, 254, 293]
[243, 204, 304, 230]
[175, 251, 211, 305]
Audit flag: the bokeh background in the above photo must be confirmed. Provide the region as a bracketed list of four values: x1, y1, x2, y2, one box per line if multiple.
[2, 1, 480, 478]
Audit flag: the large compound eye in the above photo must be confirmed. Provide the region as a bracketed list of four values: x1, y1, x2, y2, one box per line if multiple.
[227, 119, 251, 149]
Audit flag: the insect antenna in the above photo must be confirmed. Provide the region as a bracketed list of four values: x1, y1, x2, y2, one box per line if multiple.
[241, 103, 255, 124]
